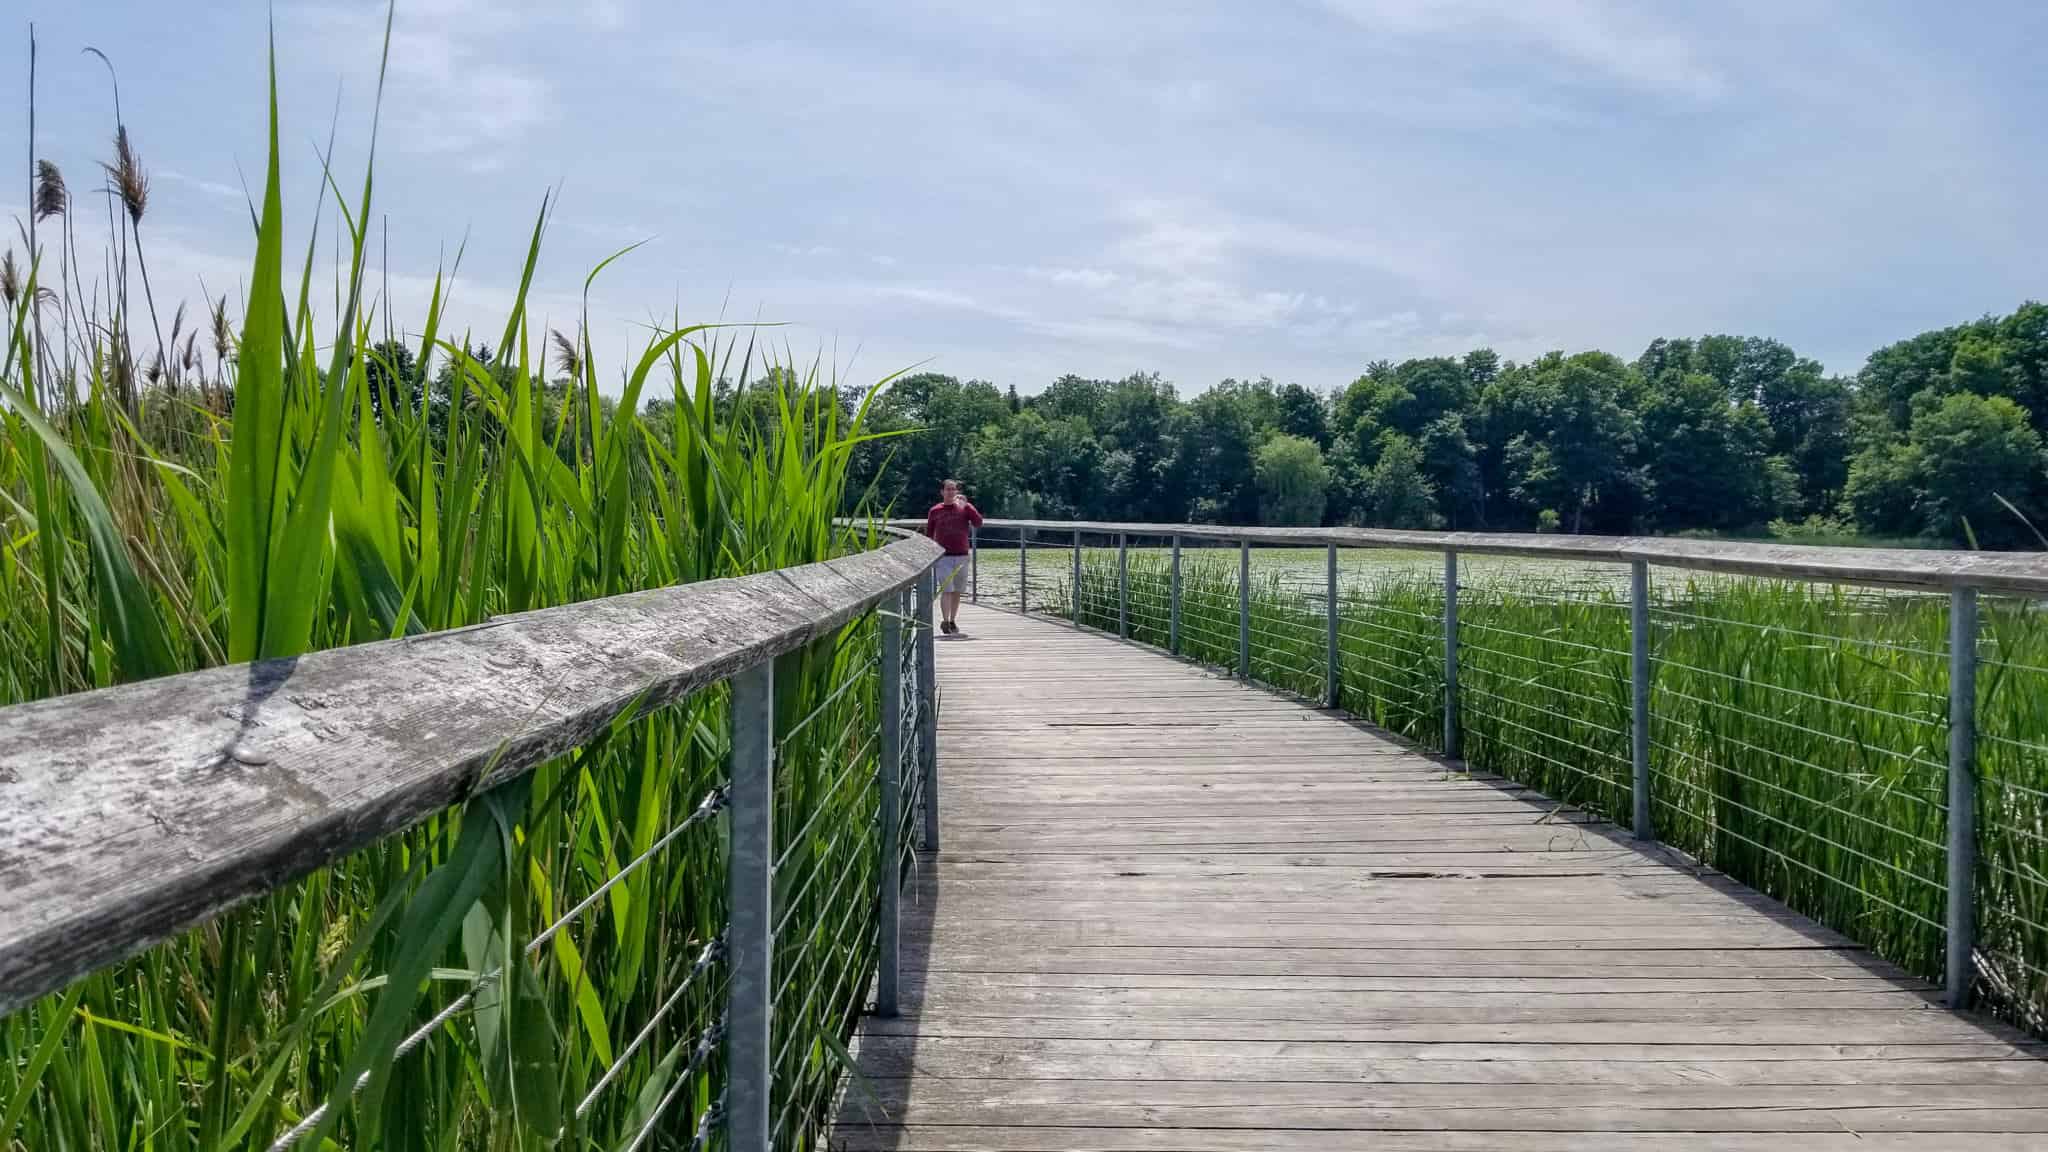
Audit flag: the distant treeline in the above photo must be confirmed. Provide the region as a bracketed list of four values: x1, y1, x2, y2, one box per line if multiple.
[847, 301, 2048, 549]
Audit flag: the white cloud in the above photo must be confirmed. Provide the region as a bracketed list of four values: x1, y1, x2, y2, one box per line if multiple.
[1110, 198, 1449, 292]
[1319, 0, 1722, 98]
[159, 170, 248, 207]
[285, 0, 556, 164]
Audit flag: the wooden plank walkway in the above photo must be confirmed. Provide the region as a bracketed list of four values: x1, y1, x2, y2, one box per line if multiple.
[835, 604, 2048, 1150]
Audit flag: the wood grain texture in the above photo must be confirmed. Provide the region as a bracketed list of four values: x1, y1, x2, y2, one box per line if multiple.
[0, 534, 940, 1015]
[890, 517, 2048, 593]
[834, 604, 2045, 1149]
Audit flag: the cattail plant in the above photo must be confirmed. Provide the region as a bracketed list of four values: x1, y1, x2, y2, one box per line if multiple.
[106, 124, 168, 392]
[550, 326, 581, 380]
[33, 159, 66, 223]
[205, 293, 232, 409]
[33, 160, 73, 392]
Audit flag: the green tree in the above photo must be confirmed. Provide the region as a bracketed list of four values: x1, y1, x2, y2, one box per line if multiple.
[1366, 432, 1440, 529]
[1035, 374, 1111, 425]
[1760, 370, 1852, 514]
[1463, 348, 1501, 388]
[859, 372, 1012, 512]
[1635, 370, 1775, 531]
[1498, 353, 1638, 533]
[1844, 428, 1921, 538]
[1909, 392, 2043, 546]
[1254, 433, 1330, 526]
[1417, 412, 1483, 528]
[1996, 302, 2048, 430]
[1276, 382, 1330, 447]
[1099, 373, 1183, 521]
[969, 410, 1103, 519]
[1338, 357, 1471, 443]
[1180, 380, 1276, 523]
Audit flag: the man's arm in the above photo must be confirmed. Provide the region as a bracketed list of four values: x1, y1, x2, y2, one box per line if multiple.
[923, 507, 939, 538]
[963, 501, 984, 528]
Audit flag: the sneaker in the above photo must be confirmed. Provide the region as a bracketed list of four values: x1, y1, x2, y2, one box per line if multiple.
[941, 619, 957, 635]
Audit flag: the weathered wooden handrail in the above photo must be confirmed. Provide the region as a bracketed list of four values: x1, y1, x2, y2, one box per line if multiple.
[0, 532, 942, 1022]
[900, 517, 2048, 594]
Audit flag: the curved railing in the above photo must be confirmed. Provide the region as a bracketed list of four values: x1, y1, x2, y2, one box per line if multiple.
[0, 532, 943, 1151]
[936, 518, 2048, 1035]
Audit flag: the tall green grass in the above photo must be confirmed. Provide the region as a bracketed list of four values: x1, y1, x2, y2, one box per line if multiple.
[1069, 553, 2048, 1035]
[1, 26, 904, 1152]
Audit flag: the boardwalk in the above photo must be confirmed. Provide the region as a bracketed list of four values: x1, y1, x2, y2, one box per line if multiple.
[835, 604, 2048, 1151]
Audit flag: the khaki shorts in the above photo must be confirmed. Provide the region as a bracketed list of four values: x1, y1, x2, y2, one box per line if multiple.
[933, 553, 969, 592]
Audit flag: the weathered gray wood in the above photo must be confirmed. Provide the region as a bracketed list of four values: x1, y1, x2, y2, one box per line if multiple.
[845, 1101, 2048, 1135]
[888, 517, 2048, 594]
[854, 1043, 2048, 1086]
[838, 1129, 2048, 1152]
[850, 1077, 2048, 1111]
[0, 534, 940, 1016]
[834, 604, 2044, 1147]
[852, 1034, 2046, 1061]
[857, 1012, 2028, 1043]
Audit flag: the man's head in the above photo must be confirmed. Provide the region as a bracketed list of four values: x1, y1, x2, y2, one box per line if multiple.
[941, 479, 961, 501]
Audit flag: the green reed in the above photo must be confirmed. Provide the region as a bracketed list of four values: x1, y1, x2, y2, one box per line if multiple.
[0, 21, 905, 1152]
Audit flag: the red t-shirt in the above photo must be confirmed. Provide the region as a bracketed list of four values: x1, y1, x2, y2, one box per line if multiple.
[925, 500, 983, 555]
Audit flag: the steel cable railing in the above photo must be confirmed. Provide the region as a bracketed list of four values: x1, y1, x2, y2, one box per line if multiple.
[949, 516, 2048, 1038]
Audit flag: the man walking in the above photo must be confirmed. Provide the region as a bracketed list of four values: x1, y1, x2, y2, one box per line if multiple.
[924, 479, 982, 635]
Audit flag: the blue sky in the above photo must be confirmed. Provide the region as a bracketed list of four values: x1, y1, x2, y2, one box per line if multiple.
[7, 0, 2046, 394]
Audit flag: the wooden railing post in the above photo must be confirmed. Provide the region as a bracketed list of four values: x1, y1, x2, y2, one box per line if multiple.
[1948, 586, 1979, 1009]
[725, 660, 774, 1152]
[916, 568, 940, 852]
[876, 593, 904, 1017]
[1325, 543, 1340, 709]
[1018, 527, 1028, 614]
[1117, 533, 1129, 639]
[1443, 550, 1460, 759]
[1169, 535, 1182, 655]
[1630, 560, 1652, 840]
[1237, 540, 1251, 679]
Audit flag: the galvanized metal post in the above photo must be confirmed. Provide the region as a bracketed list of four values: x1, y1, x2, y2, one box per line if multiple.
[875, 593, 903, 1017]
[1018, 527, 1029, 614]
[916, 568, 939, 852]
[725, 660, 774, 1152]
[1237, 540, 1251, 679]
[968, 525, 978, 602]
[1071, 529, 1083, 628]
[1948, 586, 1979, 1009]
[1169, 536, 1182, 655]
[1443, 551, 1460, 759]
[1117, 533, 1130, 639]
[1325, 544, 1340, 709]
[1630, 560, 1652, 840]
